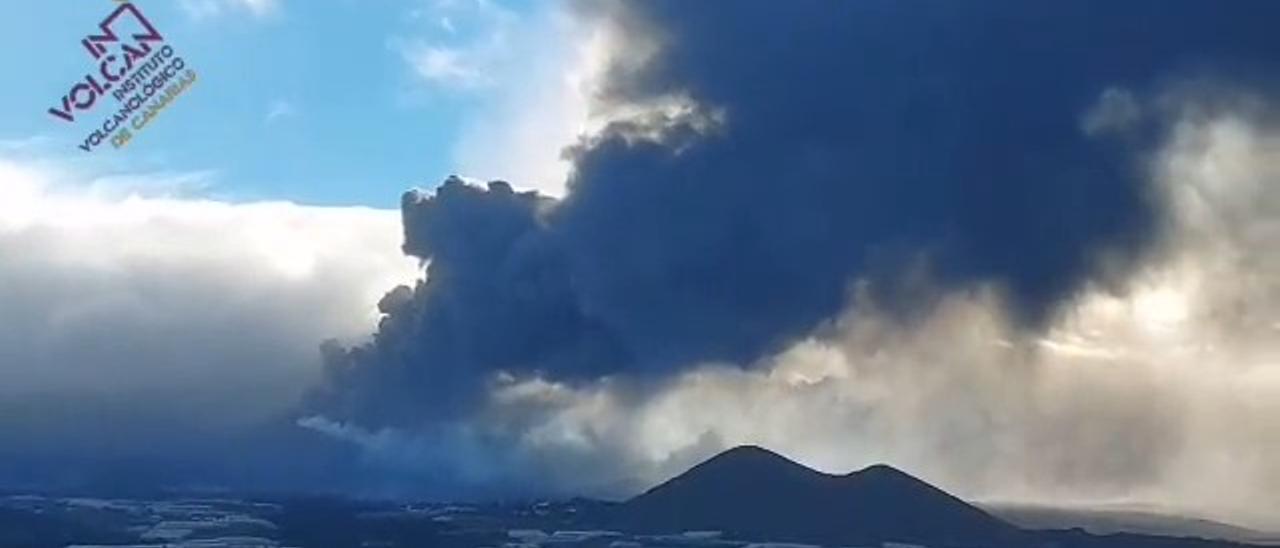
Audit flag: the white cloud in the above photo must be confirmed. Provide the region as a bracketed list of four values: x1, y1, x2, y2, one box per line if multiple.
[0, 135, 54, 152]
[180, 0, 280, 20]
[265, 99, 299, 124]
[400, 43, 490, 89]
[0, 156, 417, 444]
[395, 0, 518, 91]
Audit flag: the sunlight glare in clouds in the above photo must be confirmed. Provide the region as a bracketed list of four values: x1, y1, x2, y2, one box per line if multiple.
[1132, 285, 1192, 333]
[449, 4, 667, 196]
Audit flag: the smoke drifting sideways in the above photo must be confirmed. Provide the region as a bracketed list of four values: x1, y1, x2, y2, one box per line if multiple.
[305, 0, 1280, 519]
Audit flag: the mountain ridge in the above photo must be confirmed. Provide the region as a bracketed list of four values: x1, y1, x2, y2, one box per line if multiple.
[614, 445, 1021, 547]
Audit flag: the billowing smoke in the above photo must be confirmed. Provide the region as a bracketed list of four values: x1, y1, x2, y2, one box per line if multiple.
[307, 0, 1280, 525]
[452, 86, 1280, 526]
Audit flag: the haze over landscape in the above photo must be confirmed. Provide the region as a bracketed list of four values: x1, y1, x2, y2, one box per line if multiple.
[3, 1, 1280, 546]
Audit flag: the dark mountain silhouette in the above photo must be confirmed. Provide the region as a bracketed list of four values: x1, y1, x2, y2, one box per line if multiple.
[612, 445, 1023, 546]
[607, 446, 1274, 548]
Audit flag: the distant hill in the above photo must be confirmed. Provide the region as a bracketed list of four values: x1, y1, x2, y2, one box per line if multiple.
[611, 445, 1023, 547]
[983, 503, 1280, 546]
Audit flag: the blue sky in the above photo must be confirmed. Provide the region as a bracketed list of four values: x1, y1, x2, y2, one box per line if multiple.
[1, 0, 571, 207]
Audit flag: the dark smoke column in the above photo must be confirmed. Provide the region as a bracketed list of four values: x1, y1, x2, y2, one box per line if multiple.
[309, 0, 1280, 432]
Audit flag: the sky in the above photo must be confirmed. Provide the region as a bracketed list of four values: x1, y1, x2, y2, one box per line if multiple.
[3, 0, 1280, 534]
[1, 0, 584, 205]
